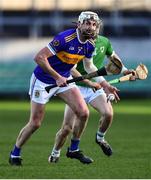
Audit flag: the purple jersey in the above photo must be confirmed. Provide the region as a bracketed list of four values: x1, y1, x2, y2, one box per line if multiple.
[34, 29, 95, 84]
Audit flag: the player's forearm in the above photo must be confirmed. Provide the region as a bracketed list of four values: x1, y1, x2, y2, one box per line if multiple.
[70, 66, 82, 77]
[100, 80, 110, 88]
[71, 66, 95, 86]
[83, 59, 98, 73]
[83, 58, 105, 83]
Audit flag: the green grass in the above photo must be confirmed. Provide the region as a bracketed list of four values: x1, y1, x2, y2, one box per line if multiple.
[0, 99, 151, 178]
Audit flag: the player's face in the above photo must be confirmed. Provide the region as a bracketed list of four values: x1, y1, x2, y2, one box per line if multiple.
[78, 19, 99, 39]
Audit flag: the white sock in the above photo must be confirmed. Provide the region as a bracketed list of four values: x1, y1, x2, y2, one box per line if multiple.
[97, 131, 106, 142]
[51, 148, 60, 157]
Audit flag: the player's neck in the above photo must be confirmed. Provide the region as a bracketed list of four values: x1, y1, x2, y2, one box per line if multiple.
[76, 29, 87, 44]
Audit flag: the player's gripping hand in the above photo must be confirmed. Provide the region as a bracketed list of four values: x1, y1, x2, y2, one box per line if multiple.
[123, 69, 136, 81]
[101, 81, 120, 103]
[56, 76, 68, 87]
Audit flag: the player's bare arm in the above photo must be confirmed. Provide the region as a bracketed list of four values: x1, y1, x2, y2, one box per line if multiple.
[34, 47, 67, 87]
[71, 65, 101, 89]
[83, 58, 120, 101]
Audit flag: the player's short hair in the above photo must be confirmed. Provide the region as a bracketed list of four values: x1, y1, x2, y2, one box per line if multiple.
[78, 11, 101, 25]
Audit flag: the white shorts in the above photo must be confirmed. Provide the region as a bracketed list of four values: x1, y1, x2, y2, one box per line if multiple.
[78, 86, 106, 104]
[29, 73, 77, 104]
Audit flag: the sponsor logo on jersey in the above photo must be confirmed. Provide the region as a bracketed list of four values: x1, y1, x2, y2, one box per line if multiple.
[57, 51, 84, 64]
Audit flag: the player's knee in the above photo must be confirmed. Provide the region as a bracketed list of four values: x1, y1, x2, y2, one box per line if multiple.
[61, 124, 72, 136]
[103, 110, 113, 121]
[30, 115, 43, 129]
[77, 108, 89, 121]
[30, 120, 41, 129]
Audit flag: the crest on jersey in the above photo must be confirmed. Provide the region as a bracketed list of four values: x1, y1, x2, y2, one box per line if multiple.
[35, 90, 40, 98]
[53, 40, 60, 46]
[100, 46, 105, 53]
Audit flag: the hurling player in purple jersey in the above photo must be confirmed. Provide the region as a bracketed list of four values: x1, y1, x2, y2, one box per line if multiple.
[9, 11, 119, 166]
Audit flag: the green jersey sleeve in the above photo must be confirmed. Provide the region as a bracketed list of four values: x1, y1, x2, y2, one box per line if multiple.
[106, 39, 114, 56]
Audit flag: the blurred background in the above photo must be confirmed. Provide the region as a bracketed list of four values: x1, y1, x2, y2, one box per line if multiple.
[0, 0, 151, 99]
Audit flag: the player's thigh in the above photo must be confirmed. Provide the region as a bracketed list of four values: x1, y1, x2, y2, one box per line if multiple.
[29, 73, 57, 104]
[30, 101, 45, 124]
[64, 105, 76, 123]
[90, 93, 113, 115]
[58, 87, 88, 115]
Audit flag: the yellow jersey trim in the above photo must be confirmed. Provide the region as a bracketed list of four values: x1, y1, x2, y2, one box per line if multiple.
[88, 39, 95, 46]
[57, 51, 84, 64]
[65, 32, 77, 42]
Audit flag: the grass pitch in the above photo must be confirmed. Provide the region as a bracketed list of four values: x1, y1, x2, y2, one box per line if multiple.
[0, 99, 151, 179]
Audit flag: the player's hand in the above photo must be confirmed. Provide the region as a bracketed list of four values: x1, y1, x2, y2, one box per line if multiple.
[56, 76, 67, 87]
[83, 79, 102, 90]
[123, 69, 136, 81]
[105, 85, 120, 103]
[101, 81, 120, 102]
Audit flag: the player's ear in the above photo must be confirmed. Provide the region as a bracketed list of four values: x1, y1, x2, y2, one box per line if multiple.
[77, 22, 81, 28]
